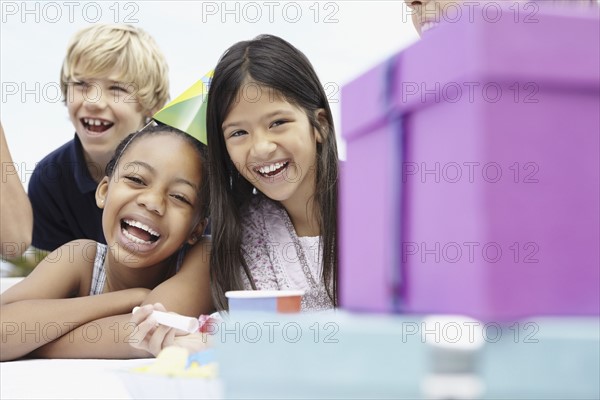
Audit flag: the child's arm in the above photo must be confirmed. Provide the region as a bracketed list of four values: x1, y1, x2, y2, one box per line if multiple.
[0, 123, 33, 258]
[0, 240, 149, 361]
[30, 238, 214, 359]
[142, 238, 213, 316]
[29, 313, 151, 359]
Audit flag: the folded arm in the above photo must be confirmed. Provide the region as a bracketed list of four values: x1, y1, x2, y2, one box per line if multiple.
[1, 289, 149, 361]
[0, 239, 148, 361]
[33, 239, 214, 359]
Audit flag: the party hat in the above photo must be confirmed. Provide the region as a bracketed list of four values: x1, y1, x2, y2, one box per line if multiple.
[153, 70, 213, 144]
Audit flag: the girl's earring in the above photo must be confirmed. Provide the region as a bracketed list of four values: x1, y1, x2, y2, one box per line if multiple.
[252, 187, 258, 195]
[229, 175, 233, 190]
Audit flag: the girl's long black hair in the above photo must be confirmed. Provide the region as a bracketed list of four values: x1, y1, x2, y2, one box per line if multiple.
[207, 34, 339, 311]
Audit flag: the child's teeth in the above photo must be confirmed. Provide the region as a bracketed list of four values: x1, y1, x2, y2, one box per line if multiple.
[83, 118, 111, 126]
[122, 228, 152, 244]
[124, 219, 160, 237]
[257, 162, 288, 175]
[422, 21, 439, 33]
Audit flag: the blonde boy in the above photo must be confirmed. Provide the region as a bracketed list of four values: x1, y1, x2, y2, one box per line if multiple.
[28, 24, 169, 251]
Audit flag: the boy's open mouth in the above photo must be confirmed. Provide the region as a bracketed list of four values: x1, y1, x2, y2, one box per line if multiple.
[421, 21, 439, 35]
[121, 219, 160, 245]
[255, 161, 289, 177]
[81, 118, 113, 133]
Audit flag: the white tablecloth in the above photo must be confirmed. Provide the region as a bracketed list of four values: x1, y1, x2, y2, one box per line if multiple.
[0, 358, 150, 399]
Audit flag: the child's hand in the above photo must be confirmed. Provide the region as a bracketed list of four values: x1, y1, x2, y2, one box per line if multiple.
[171, 332, 212, 354]
[129, 303, 211, 357]
[129, 303, 177, 356]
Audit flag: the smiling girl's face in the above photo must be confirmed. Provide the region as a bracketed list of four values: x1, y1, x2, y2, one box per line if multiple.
[96, 133, 204, 266]
[222, 84, 323, 212]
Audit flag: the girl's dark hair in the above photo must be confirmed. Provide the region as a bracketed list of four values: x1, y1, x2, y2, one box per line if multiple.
[207, 34, 339, 311]
[105, 123, 210, 220]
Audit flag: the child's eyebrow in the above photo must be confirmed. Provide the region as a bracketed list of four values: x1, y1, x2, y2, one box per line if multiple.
[222, 110, 295, 131]
[124, 160, 199, 192]
[111, 80, 133, 86]
[173, 177, 200, 193]
[222, 121, 241, 132]
[262, 110, 295, 120]
[123, 160, 154, 174]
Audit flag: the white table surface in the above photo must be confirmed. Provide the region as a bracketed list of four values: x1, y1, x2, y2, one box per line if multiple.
[0, 358, 150, 399]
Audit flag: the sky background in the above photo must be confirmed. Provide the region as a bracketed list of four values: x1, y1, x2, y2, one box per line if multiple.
[1, 0, 419, 190]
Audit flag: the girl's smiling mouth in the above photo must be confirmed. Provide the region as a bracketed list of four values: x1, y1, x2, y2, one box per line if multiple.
[121, 218, 160, 245]
[254, 161, 290, 178]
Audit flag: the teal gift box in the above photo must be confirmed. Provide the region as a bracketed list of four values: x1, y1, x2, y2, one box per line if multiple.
[480, 317, 600, 399]
[215, 311, 427, 399]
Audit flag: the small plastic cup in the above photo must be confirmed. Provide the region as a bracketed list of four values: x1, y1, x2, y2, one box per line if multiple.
[225, 290, 304, 314]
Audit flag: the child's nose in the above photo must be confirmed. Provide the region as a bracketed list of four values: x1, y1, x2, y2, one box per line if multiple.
[137, 190, 165, 216]
[250, 132, 277, 158]
[82, 86, 108, 110]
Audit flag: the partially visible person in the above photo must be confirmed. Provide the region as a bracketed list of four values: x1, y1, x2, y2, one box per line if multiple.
[404, 0, 597, 36]
[28, 24, 169, 252]
[404, 0, 470, 36]
[1, 124, 212, 361]
[0, 122, 33, 259]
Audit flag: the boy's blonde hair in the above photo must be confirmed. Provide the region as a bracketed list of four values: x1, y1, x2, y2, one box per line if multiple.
[60, 24, 169, 115]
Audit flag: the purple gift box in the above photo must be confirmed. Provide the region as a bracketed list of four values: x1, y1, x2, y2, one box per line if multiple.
[340, 5, 599, 321]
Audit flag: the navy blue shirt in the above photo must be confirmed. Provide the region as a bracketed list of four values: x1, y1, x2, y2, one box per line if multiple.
[28, 134, 105, 251]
